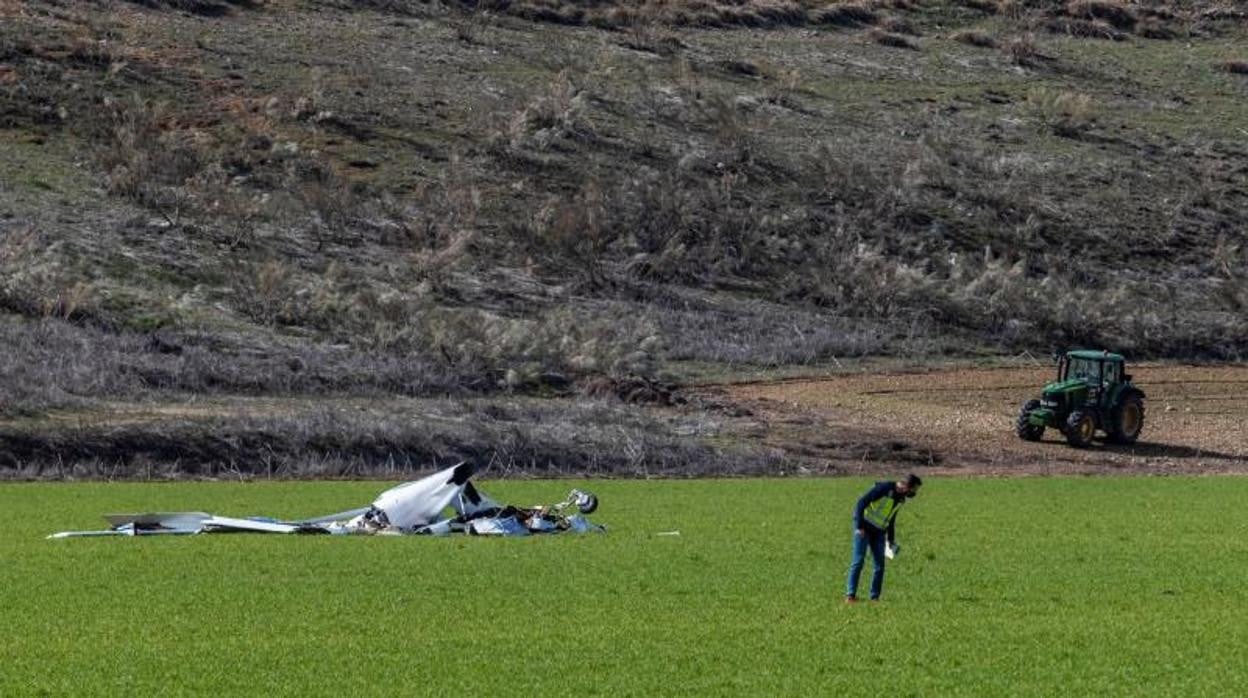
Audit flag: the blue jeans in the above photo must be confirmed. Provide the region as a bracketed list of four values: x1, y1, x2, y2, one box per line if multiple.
[846, 525, 886, 599]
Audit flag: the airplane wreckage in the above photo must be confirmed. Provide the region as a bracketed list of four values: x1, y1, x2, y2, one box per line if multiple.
[49, 463, 604, 539]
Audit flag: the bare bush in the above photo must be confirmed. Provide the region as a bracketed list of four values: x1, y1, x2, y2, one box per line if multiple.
[123, 0, 259, 16]
[492, 70, 592, 154]
[621, 23, 685, 56]
[96, 96, 205, 225]
[1137, 18, 1181, 39]
[954, 29, 997, 47]
[1065, 0, 1136, 30]
[870, 29, 920, 49]
[528, 178, 611, 286]
[1026, 88, 1097, 136]
[286, 158, 359, 250]
[957, 0, 998, 12]
[811, 2, 878, 27]
[1218, 59, 1248, 75]
[1004, 33, 1045, 67]
[877, 14, 919, 35]
[0, 226, 103, 324]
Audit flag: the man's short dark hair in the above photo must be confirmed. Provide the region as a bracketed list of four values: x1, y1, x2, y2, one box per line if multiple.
[905, 474, 923, 488]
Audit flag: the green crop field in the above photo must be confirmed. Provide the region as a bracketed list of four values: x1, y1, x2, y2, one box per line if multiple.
[3, 477, 1247, 696]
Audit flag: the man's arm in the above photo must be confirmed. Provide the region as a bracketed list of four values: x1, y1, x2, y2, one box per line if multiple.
[853, 482, 890, 531]
[886, 517, 896, 545]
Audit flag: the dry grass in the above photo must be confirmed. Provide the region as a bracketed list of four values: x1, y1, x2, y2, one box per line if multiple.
[0, 397, 778, 478]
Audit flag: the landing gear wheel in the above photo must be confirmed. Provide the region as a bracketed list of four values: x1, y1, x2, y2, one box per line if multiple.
[1108, 393, 1145, 444]
[1065, 409, 1095, 448]
[1016, 399, 1044, 442]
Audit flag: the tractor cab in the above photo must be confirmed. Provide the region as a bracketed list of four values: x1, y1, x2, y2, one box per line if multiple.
[1017, 350, 1145, 448]
[1049, 350, 1124, 404]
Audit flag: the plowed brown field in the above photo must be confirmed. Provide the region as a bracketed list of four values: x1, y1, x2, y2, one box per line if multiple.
[715, 364, 1248, 475]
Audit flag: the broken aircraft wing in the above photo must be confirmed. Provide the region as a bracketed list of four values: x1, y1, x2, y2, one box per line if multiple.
[48, 463, 603, 539]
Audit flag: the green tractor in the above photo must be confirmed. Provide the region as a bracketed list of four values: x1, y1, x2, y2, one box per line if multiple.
[1016, 350, 1145, 448]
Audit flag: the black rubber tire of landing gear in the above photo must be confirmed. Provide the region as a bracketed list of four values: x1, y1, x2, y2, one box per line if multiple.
[1108, 393, 1145, 445]
[1065, 409, 1096, 448]
[1016, 399, 1045, 442]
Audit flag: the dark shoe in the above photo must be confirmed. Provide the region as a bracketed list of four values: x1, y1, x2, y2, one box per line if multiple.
[845, 596, 858, 604]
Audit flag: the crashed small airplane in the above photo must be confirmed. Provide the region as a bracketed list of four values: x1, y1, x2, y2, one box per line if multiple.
[49, 463, 603, 539]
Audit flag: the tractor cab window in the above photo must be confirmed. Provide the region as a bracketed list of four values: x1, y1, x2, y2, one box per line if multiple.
[1103, 362, 1120, 384]
[1065, 357, 1100, 383]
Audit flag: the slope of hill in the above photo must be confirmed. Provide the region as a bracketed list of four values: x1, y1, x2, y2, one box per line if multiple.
[1, 0, 1245, 474]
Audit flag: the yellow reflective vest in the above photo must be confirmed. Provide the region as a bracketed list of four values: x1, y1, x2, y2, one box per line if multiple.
[863, 495, 901, 530]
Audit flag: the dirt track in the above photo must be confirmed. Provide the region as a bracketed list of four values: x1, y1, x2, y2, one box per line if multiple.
[714, 364, 1248, 475]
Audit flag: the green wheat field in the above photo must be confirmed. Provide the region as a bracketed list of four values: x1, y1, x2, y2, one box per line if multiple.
[3, 477, 1246, 695]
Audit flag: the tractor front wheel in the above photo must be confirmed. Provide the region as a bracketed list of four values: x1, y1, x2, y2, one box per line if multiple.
[1065, 409, 1095, 448]
[1108, 393, 1145, 445]
[1016, 399, 1044, 441]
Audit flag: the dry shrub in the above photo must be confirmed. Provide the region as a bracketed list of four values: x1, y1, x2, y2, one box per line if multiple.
[871, 29, 920, 49]
[700, 92, 756, 162]
[529, 178, 611, 286]
[957, 0, 998, 12]
[235, 258, 405, 339]
[1004, 33, 1045, 67]
[448, 8, 483, 43]
[1208, 235, 1242, 280]
[954, 29, 997, 47]
[582, 374, 682, 405]
[494, 70, 591, 153]
[1136, 18, 1180, 39]
[630, 0, 809, 28]
[621, 23, 684, 56]
[996, 0, 1031, 20]
[1049, 16, 1128, 39]
[414, 306, 663, 386]
[96, 96, 205, 223]
[287, 159, 358, 250]
[1027, 88, 1097, 136]
[192, 162, 266, 248]
[1064, 0, 1136, 30]
[877, 14, 919, 35]
[720, 58, 762, 77]
[247, 260, 298, 326]
[406, 154, 481, 276]
[1218, 59, 1248, 75]
[123, 0, 258, 17]
[0, 226, 102, 324]
[94, 95, 275, 234]
[45, 282, 96, 322]
[811, 2, 878, 26]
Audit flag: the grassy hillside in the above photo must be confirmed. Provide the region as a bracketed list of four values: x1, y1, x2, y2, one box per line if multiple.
[1, 0, 1245, 473]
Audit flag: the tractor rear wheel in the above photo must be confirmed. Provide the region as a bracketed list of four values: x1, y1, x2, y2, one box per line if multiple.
[1016, 399, 1044, 441]
[1065, 409, 1095, 448]
[1108, 393, 1145, 445]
